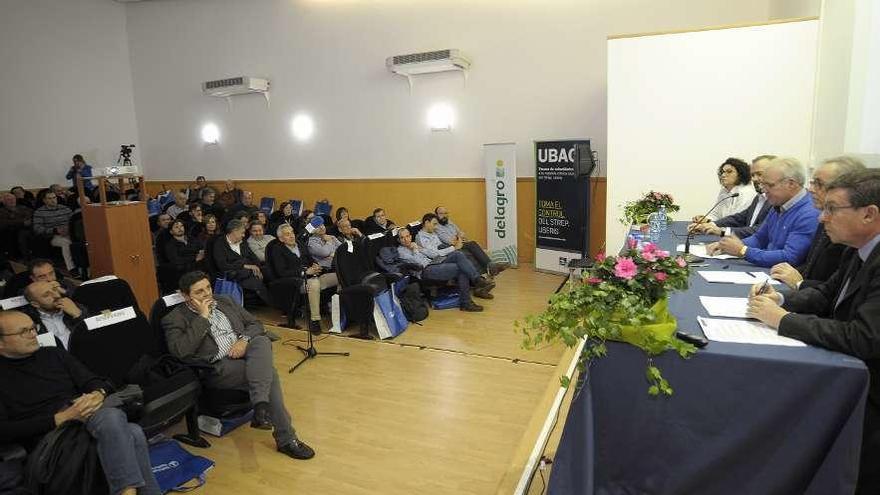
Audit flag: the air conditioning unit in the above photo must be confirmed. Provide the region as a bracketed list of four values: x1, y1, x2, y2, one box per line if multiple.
[386, 49, 471, 77]
[202, 76, 270, 98]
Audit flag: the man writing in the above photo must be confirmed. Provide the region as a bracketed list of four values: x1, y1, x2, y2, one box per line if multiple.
[746, 169, 880, 494]
[162, 271, 314, 461]
[0, 310, 160, 495]
[707, 157, 819, 268]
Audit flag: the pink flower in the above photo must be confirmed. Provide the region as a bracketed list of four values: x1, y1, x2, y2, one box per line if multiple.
[641, 251, 657, 262]
[586, 277, 602, 285]
[595, 251, 606, 262]
[642, 242, 658, 254]
[653, 192, 662, 200]
[614, 257, 638, 280]
[654, 272, 668, 282]
[627, 237, 638, 249]
[656, 250, 670, 259]
[675, 256, 687, 268]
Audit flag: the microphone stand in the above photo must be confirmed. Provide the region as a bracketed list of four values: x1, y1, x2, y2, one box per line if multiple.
[683, 192, 740, 263]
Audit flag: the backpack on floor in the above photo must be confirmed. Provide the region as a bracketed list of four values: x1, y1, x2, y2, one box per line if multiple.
[396, 281, 429, 322]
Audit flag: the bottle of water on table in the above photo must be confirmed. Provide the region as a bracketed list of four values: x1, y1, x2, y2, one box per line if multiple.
[647, 211, 662, 243]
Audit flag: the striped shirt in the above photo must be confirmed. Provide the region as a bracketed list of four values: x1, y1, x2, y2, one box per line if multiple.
[189, 301, 239, 362]
[32, 205, 72, 236]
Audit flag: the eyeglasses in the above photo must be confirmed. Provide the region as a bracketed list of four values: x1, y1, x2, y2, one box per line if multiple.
[0, 325, 38, 338]
[821, 204, 860, 216]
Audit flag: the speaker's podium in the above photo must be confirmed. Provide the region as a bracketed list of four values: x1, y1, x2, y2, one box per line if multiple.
[77, 174, 158, 314]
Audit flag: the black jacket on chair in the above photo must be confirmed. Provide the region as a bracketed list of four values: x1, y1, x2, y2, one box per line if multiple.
[211, 235, 261, 281]
[715, 194, 771, 238]
[797, 223, 848, 289]
[779, 242, 880, 493]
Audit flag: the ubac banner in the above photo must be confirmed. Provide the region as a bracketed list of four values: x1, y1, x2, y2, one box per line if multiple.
[535, 139, 591, 273]
[483, 143, 518, 266]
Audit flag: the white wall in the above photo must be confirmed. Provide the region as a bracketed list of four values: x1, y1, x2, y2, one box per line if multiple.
[606, 21, 819, 252]
[124, 0, 772, 180]
[769, 0, 822, 18]
[0, 0, 140, 189]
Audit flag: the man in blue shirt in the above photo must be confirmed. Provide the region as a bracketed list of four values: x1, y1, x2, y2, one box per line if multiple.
[65, 154, 94, 192]
[397, 228, 493, 311]
[708, 157, 819, 268]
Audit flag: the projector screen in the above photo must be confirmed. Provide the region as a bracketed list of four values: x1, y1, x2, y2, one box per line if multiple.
[606, 20, 819, 252]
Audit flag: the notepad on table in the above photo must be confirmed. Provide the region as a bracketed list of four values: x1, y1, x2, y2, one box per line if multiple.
[699, 296, 750, 318]
[676, 244, 738, 260]
[697, 316, 806, 347]
[697, 271, 781, 285]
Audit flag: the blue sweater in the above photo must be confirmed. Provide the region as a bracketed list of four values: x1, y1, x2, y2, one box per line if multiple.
[742, 192, 819, 268]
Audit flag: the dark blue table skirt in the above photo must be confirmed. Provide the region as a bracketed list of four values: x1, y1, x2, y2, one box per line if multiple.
[548, 223, 868, 495]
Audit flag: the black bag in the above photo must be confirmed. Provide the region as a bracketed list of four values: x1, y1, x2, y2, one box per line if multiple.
[398, 282, 429, 322]
[25, 422, 108, 495]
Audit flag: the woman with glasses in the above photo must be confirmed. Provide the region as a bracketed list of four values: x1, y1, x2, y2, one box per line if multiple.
[694, 157, 757, 223]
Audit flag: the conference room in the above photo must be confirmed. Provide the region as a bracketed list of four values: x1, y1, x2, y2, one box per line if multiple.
[2, 0, 879, 494]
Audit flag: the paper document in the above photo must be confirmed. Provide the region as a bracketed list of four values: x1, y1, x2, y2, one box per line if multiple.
[699, 296, 750, 318]
[676, 244, 738, 260]
[697, 316, 806, 347]
[697, 271, 781, 285]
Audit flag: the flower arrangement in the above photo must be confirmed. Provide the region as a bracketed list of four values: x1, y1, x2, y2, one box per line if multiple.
[519, 239, 697, 395]
[620, 191, 680, 226]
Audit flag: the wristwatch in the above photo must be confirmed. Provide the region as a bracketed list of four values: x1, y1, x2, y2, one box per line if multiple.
[240, 335, 251, 343]
[739, 246, 748, 257]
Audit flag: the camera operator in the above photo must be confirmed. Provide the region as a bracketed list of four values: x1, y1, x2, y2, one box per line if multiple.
[66, 154, 94, 192]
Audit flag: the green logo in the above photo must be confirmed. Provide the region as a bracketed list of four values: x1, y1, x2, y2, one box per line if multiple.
[496, 160, 505, 177]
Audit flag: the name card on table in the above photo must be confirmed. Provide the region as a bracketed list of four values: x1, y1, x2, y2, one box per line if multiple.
[0, 296, 28, 310]
[84, 306, 137, 331]
[367, 233, 385, 240]
[80, 275, 119, 286]
[37, 333, 57, 347]
[162, 292, 186, 307]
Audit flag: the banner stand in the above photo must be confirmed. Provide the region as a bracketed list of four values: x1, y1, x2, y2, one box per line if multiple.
[483, 143, 518, 266]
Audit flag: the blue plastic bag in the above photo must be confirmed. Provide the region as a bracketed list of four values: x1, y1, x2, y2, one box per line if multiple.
[149, 440, 214, 493]
[373, 289, 408, 339]
[431, 290, 460, 310]
[213, 277, 243, 306]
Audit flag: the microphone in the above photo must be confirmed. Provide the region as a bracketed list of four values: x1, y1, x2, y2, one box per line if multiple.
[684, 192, 740, 263]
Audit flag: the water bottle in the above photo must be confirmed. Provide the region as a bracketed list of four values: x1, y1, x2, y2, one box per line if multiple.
[647, 211, 662, 243]
[658, 205, 669, 232]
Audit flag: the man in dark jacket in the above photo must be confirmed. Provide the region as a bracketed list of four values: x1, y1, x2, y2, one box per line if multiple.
[161, 271, 314, 461]
[362, 208, 396, 235]
[0, 310, 160, 495]
[770, 156, 865, 289]
[22, 280, 88, 350]
[747, 169, 880, 495]
[0, 192, 32, 260]
[212, 218, 271, 307]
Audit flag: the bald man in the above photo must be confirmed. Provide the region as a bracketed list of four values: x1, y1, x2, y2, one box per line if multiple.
[23, 280, 88, 350]
[0, 310, 160, 495]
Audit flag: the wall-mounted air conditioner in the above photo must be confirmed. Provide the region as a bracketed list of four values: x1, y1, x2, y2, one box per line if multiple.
[386, 49, 471, 90]
[202, 76, 270, 108]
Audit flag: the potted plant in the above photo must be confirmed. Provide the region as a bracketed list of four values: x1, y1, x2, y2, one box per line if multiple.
[519, 239, 697, 395]
[621, 191, 680, 229]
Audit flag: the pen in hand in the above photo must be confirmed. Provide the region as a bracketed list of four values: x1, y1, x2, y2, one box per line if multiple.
[756, 279, 770, 296]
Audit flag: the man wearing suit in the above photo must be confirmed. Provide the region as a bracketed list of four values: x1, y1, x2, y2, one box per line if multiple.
[747, 169, 880, 494]
[770, 156, 866, 289]
[708, 157, 819, 268]
[212, 218, 272, 307]
[690, 155, 775, 238]
[162, 271, 315, 461]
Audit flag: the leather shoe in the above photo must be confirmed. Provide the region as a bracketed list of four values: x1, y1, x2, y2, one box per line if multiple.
[460, 302, 484, 312]
[473, 287, 494, 300]
[278, 439, 315, 460]
[308, 320, 322, 335]
[473, 277, 496, 291]
[250, 402, 273, 430]
[488, 262, 510, 277]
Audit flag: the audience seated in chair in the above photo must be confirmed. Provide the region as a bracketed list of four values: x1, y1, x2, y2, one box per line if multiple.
[32, 191, 76, 273]
[0, 192, 32, 261]
[159, 219, 206, 273]
[166, 190, 189, 220]
[431, 208, 509, 278]
[187, 175, 207, 203]
[268, 201, 296, 238]
[0, 310, 161, 495]
[270, 224, 337, 334]
[199, 187, 225, 221]
[396, 228, 493, 311]
[211, 219, 272, 307]
[306, 217, 341, 272]
[334, 218, 363, 243]
[246, 222, 274, 263]
[217, 180, 243, 210]
[224, 191, 258, 226]
[27, 259, 76, 297]
[362, 208, 395, 235]
[22, 280, 88, 350]
[10, 186, 35, 210]
[161, 271, 315, 461]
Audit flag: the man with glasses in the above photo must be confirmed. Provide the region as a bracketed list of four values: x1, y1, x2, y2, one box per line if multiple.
[708, 157, 819, 268]
[770, 156, 865, 289]
[690, 155, 776, 238]
[746, 169, 880, 495]
[0, 310, 161, 495]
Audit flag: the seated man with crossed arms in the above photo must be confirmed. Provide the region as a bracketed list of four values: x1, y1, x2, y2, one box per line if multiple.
[162, 271, 315, 461]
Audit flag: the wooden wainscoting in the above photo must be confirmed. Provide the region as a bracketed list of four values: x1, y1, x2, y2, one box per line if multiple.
[146, 177, 607, 262]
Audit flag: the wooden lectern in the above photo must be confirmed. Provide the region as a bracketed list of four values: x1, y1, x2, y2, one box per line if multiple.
[77, 174, 158, 314]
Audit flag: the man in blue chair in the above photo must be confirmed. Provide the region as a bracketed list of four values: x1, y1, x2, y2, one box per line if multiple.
[162, 271, 315, 461]
[708, 157, 819, 268]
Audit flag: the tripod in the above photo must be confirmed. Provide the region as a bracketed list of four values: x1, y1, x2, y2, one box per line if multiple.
[288, 279, 349, 373]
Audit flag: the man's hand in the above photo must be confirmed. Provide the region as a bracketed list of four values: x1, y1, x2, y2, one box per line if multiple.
[55, 297, 82, 319]
[748, 281, 782, 303]
[245, 264, 263, 280]
[54, 391, 105, 426]
[351, 228, 362, 237]
[191, 296, 213, 319]
[746, 295, 789, 329]
[322, 234, 335, 243]
[770, 263, 803, 289]
[305, 264, 321, 276]
[196, 250, 205, 262]
[692, 215, 710, 224]
[227, 339, 248, 359]
[706, 242, 721, 255]
[689, 222, 722, 236]
[715, 235, 745, 256]
[452, 237, 464, 249]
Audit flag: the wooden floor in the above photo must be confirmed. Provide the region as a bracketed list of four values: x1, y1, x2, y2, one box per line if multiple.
[168, 265, 572, 495]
